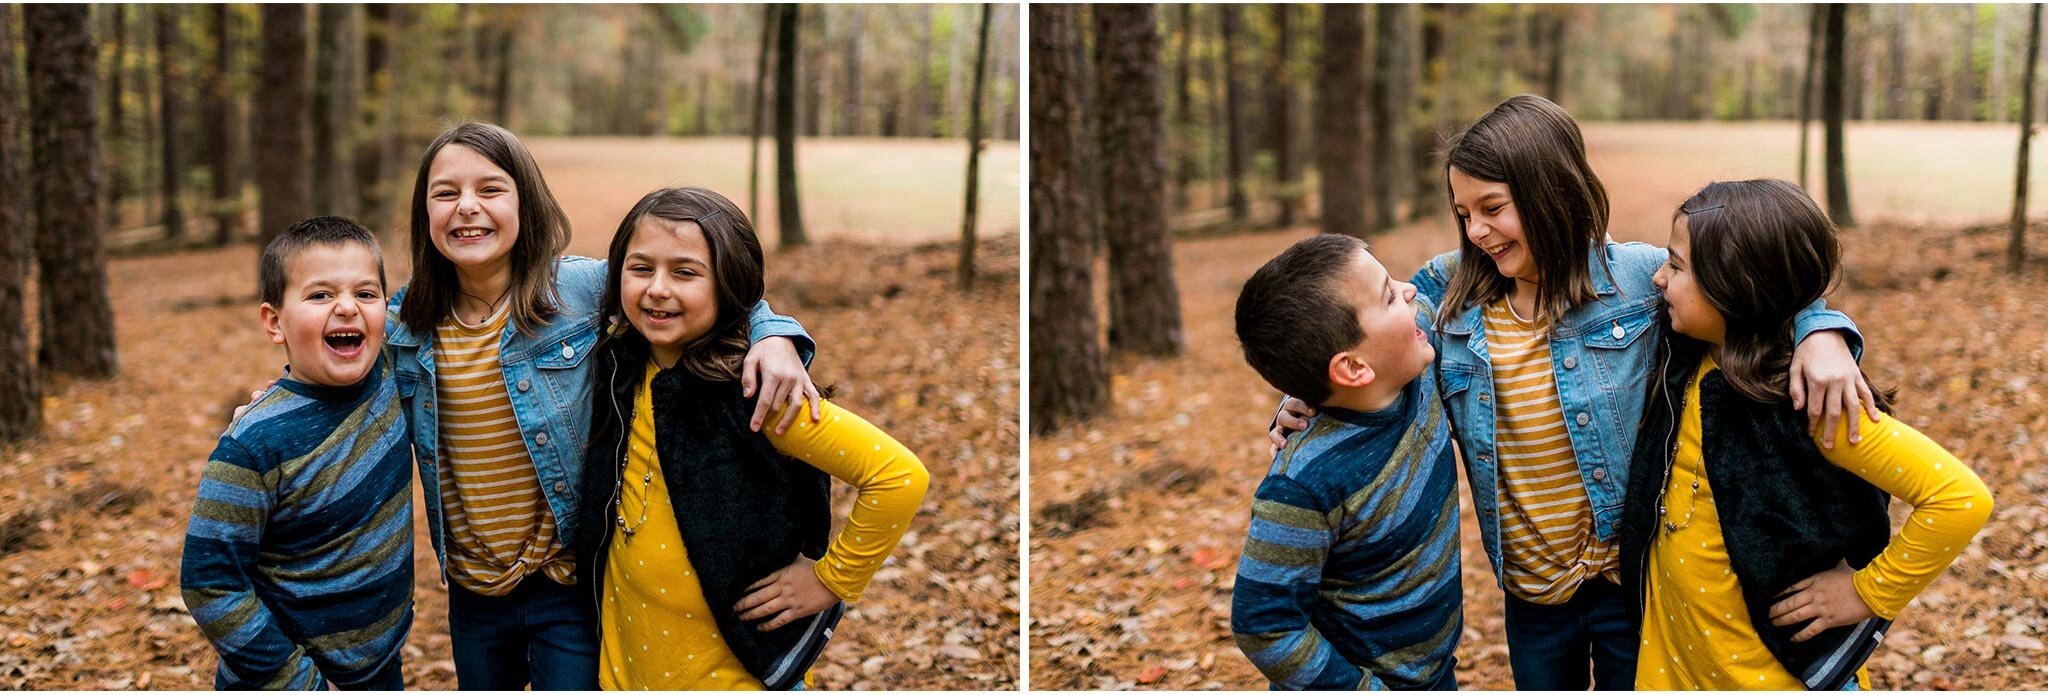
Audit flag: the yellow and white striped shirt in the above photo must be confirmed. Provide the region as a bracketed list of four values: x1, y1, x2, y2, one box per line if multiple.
[1485, 299, 1618, 604]
[435, 302, 575, 595]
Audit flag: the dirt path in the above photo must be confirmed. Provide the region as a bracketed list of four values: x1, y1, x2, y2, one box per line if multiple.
[1030, 213, 2048, 689]
[0, 140, 1021, 689]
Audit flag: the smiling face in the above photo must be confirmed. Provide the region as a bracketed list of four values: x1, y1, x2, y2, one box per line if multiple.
[1652, 217, 1727, 344]
[1449, 166, 1536, 283]
[620, 218, 719, 368]
[1338, 249, 1436, 392]
[424, 144, 522, 274]
[261, 243, 388, 387]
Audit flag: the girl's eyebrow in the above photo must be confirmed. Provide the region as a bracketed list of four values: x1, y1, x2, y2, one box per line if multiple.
[428, 173, 512, 188]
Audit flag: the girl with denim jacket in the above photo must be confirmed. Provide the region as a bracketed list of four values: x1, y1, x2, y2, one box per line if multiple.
[1270, 95, 1873, 689]
[1622, 180, 1991, 690]
[573, 187, 928, 690]
[379, 124, 821, 689]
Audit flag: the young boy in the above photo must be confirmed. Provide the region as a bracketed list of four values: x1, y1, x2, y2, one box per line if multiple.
[1228, 234, 1462, 690]
[179, 217, 413, 690]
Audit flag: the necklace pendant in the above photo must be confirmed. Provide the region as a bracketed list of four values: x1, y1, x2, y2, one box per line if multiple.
[1664, 521, 1677, 532]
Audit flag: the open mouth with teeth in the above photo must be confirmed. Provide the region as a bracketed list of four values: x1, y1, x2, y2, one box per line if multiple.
[449, 226, 494, 240]
[641, 308, 680, 322]
[325, 329, 367, 357]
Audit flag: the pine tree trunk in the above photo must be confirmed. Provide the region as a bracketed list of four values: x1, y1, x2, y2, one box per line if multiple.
[1958, 4, 1978, 121]
[2012, 3, 2043, 273]
[355, 3, 394, 232]
[1800, 4, 1821, 191]
[775, 4, 806, 247]
[750, 4, 777, 221]
[1368, 5, 1399, 233]
[313, 4, 358, 217]
[157, 5, 184, 240]
[1172, 4, 1193, 210]
[1889, 4, 1908, 120]
[958, 3, 991, 289]
[207, 4, 237, 245]
[1410, 3, 1447, 222]
[1823, 3, 1856, 228]
[492, 21, 513, 126]
[1095, 5, 1183, 356]
[1220, 6, 1247, 222]
[258, 5, 312, 247]
[912, 6, 931, 138]
[1544, 9, 1566, 101]
[26, 4, 118, 379]
[0, 5, 38, 442]
[105, 5, 125, 231]
[1317, 4, 1368, 239]
[1028, 4, 1107, 434]
[841, 6, 864, 136]
[1270, 5, 1297, 227]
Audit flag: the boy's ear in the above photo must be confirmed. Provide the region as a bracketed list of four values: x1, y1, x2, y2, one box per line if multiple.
[259, 303, 287, 346]
[1328, 351, 1377, 390]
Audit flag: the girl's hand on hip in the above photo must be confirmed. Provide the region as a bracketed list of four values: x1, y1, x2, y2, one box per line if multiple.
[1267, 397, 1316, 456]
[1768, 560, 1878, 642]
[742, 336, 822, 434]
[1788, 329, 1879, 449]
[735, 556, 839, 631]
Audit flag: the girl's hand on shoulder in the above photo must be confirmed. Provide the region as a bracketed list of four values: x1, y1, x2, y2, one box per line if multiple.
[229, 378, 281, 425]
[1266, 397, 1317, 456]
[1789, 330, 1880, 449]
[742, 336, 823, 434]
[1767, 560, 1878, 641]
[735, 556, 839, 631]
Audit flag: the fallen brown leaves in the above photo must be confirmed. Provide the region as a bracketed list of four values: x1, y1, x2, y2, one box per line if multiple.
[0, 233, 1019, 689]
[1030, 218, 2048, 689]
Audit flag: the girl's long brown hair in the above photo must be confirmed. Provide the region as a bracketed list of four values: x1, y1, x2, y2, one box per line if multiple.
[1681, 179, 1891, 407]
[1438, 94, 1615, 324]
[399, 122, 571, 336]
[597, 187, 764, 383]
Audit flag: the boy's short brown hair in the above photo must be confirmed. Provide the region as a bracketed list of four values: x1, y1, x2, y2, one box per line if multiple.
[1234, 234, 1371, 406]
[259, 216, 386, 307]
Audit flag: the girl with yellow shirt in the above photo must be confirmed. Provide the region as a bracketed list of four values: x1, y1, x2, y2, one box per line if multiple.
[1622, 179, 1993, 690]
[573, 187, 930, 690]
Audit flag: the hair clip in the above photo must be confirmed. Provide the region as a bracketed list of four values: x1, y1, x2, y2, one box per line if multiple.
[696, 209, 727, 225]
[1680, 204, 1726, 215]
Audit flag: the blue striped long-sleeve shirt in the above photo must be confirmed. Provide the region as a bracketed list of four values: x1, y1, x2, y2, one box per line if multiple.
[180, 359, 414, 690]
[1231, 369, 1463, 690]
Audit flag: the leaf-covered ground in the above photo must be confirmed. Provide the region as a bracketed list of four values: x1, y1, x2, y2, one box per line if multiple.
[1028, 216, 2048, 689]
[0, 230, 1020, 690]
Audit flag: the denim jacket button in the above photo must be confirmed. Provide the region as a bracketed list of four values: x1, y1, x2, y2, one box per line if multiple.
[553, 481, 567, 493]
[561, 344, 575, 360]
[1591, 467, 1607, 481]
[1611, 324, 1625, 340]
[536, 432, 550, 446]
[1563, 356, 1578, 369]
[517, 378, 531, 392]
[1575, 412, 1591, 426]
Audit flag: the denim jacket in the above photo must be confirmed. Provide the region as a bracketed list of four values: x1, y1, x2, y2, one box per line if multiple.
[384, 255, 816, 571]
[1410, 242, 1861, 587]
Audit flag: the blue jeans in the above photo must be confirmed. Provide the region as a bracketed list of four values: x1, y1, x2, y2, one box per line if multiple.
[447, 576, 599, 690]
[1502, 577, 1638, 690]
[336, 654, 405, 691]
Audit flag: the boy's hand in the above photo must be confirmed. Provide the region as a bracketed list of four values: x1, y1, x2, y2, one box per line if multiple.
[1266, 397, 1317, 455]
[1789, 330, 1880, 450]
[1768, 560, 1878, 642]
[743, 337, 823, 435]
[735, 556, 838, 631]
[230, 379, 280, 424]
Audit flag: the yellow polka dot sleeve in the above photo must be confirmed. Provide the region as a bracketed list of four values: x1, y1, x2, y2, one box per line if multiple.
[764, 400, 930, 603]
[1813, 412, 1994, 620]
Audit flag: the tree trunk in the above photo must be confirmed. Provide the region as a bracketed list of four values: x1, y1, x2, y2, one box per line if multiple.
[775, 4, 806, 247]
[1317, 5, 1368, 239]
[750, 4, 777, 221]
[841, 6, 863, 136]
[206, 4, 237, 245]
[157, 4, 184, 240]
[1172, 4, 1193, 210]
[1221, 6, 1247, 222]
[492, 20, 513, 126]
[354, 3, 394, 233]
[958, 3, 990, 289]
[0, 6, 38, 442]
[1997, 8, 2009, 121]
[1410, 3, 1447, 222]
[1028, 4, 1107, 434]
[1368, 5, 1399, 233]
[2013, 3, 2043, 273]
[26, 5, 117, 379]
[1823, 4, 1855, 228]
[1799, 4, 1821, 191]
[313, 3, 358, 217]
[1269, 5, 1298, 227]
[912, 6, 931, 138]
[1094, 6, 1183, 357]
[105, 5, 125, 231]
[258, 5, 312, 247]
[1889, 4, 1908, 120]
[802, 9, 822, 137]
[1958, 5, 1978, 121]
[1544, 8, 1566, 101]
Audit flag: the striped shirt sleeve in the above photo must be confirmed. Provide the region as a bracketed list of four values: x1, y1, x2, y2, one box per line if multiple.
[178, 437, 325, 690]
[1231, 475, 1385, 691]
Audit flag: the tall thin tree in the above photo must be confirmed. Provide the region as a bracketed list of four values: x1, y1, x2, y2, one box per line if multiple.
[354, 3, 394, 231]
[2011, 3, 2043, 273]
[1958, 4, 1978, 122]
[1221, 6, 1247, 222]
[1095, 5, 1184, 357]
[258, 5, 312, 247]
[750, 4, 778, 220]
[1172, 4, 1193, 210]
[1029, 4, 1107, 434]
[157, 4, 184, 240]
[1799, 4, 1821, 191]
[1410, 3, 1448, 222]
[312, 4, 358, 216]
[1368, 5, 1400, 233]
[0, 5, 37, 442]
[105, 5, 125, 231]
[206, 4, 236, 245]
[1317, 5, 1368, 239]
[1822, 3, 1855, 227]
[26, 4, 117, 378]
[775, 3, 806, 247]
[1269, 5, 1298, 227]
[958, 3, 991, 289]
